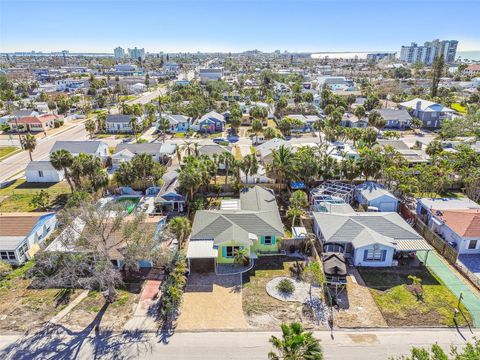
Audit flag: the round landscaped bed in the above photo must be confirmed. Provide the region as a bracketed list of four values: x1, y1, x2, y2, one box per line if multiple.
[266, 276, 320, 302]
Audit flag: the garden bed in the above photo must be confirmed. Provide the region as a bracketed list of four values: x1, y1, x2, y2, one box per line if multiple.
[242, 256, 325, 329]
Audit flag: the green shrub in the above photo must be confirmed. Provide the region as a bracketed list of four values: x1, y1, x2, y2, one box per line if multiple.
[277, 278, 295, 295]
[0, 260, 12, 280]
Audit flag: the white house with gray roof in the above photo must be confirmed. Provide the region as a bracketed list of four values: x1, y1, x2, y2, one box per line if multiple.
[106, 114, 143, 133]
[25, 160, 64, 183]
[187, 186, 284, 273]
[355, 181, 399, 212]
[50, 141, 109, 159]
[313, 212, 431, 267]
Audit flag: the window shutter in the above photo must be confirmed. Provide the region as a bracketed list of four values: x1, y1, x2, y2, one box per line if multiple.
[271, 236, 276, 245]
[381, 250, 387, 262]
[363, 250, 368, 261]
[222, 246, 227, 258]
[260, 236, 265, 245]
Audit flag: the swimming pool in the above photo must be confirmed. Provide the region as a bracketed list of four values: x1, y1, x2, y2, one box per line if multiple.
[115, 197, 140, 214]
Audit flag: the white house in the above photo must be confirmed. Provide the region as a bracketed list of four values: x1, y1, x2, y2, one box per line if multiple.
[355, 181, 399, 212]
[313, 212, 431, 267]
[428, 209, 480, 254]
[106, 114, 143, 133]
[111, 149, 135, 170]
[50, 141, 109, 159]
[25, 161, 64, 183]
[0, 213, 57, 265]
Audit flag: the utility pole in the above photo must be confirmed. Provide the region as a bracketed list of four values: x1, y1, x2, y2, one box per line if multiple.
[13, 117, 23, 149]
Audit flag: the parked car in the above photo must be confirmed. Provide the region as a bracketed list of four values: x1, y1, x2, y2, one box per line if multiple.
[212, 137, 227, 144]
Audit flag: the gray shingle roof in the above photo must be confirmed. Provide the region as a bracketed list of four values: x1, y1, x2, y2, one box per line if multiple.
[50, 141, 106, 155]
[106, 114, 133, 123]
[376, 109, 412, 122]
[115, 143, 162, 155]
[25, 161, 57, 172]
[191, 186, 284, 245]
[356, 181, 397, 201]
[313, 212, 421, 247]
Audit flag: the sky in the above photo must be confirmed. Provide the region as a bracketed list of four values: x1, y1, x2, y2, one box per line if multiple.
[1, 0, 479, 53]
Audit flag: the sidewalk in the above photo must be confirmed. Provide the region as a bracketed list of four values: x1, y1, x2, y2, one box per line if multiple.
[418, 251, 480, 327]
[123, 280, 161, 331]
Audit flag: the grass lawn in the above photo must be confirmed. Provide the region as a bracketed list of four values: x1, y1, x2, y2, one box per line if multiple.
[235, 146, 243, 160]
[0, 262, 81, 332]
[0, 179, 71, 212]
[359, 266, 472, 327]
[119, 95, 136, 102]
[0, 146, 20, 160]
[267, 119, 278, 129]
[58, 289, 139, 331]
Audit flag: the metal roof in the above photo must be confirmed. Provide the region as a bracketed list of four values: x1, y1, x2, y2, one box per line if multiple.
[395, 239, 433, 251]
[186, 240, 218, 259]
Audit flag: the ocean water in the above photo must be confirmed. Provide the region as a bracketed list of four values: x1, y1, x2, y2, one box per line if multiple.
[457, 51, 480, 61]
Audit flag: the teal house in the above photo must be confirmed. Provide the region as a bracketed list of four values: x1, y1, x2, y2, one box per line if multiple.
[187, 186, 284, 273]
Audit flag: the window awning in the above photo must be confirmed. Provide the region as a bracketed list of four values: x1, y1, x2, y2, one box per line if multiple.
[395, 239, 433, 252]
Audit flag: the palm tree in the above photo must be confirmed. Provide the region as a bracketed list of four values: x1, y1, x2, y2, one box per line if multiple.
[50, 149, 75, 192]
[425, 140, 443, 163]
[240, 154, 258, 184]
[129, 116, 139, 141]
[168, 217, 191, 250]
[158, 117, 170, 141]
[251, 119, 263, 144]
[263, 126, 277, 140]
[233, 247, 249, 266]
[268, 145, 294, 185]
[85, 119, 96, 139]
[222, 152, 236, 185]
[268, 322, 323, 360]
[230, 117, 242, 135]
[20, 133, 36, 161]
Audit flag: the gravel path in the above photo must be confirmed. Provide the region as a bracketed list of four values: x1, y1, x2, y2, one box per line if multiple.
[266, 276, 321, 302]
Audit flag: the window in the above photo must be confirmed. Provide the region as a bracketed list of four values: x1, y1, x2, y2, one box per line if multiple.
[18, 243, 28, 258]
[225, 246, 240, 258]
[468, 240, 478, 250]
[0, 251, 16, 260]
[364, 245, 384, 261]
[263, 236, 273, 245]
[38, 170, 44, 177]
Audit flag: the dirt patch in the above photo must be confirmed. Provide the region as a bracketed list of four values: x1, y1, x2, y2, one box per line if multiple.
[242, 256, 324, 330]
[58, 290, 139, 331]
[0, 263, 82, 332]
[177, 273, 248, 330]
[347, 334, 379, 344]
[333, 267, 388, 328]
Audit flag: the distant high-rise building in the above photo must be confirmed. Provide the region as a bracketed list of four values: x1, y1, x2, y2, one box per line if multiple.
[367, 52, 396, 62]
[128, 47, 145, 61]
[400, 39, 458, 65]
[114, 46, 125, 59]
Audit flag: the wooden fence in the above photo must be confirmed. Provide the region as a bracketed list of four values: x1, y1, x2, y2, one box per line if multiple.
[414, 218, 459, 265]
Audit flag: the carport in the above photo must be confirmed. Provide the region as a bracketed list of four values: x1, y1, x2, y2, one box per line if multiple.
[187, 239, 217, 273]
[395, 239, 433, 264]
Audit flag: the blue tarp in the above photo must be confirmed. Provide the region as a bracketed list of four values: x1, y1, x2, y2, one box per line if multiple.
[290, 181, 306, 190]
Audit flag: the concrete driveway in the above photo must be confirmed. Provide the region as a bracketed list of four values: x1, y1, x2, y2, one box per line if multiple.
[176, 273, 249, 331]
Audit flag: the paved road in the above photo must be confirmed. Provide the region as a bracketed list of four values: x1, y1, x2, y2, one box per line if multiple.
[0, 328, 477, 360]
[0, 122, 89, 182]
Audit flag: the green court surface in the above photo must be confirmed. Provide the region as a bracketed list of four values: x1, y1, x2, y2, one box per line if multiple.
[418, 251, 480, 327]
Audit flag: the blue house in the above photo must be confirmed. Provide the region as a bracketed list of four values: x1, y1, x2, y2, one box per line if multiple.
[162, 114, 190, 133]
[195, 111, 226, 133]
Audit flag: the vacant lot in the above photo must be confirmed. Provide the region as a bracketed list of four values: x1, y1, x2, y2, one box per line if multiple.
[58, 289, 139, 331]
[0, 262, 81, 332]
[242, 256, 323, 329]
[0, 179, 70, 212]
[359, 266, 472, 327]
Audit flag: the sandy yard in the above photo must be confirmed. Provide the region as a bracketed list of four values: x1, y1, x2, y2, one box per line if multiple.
[176, 273, 249, 331]
[58, 290, 139, 331]
[334, 267, 387, 328]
